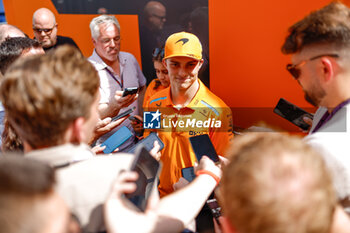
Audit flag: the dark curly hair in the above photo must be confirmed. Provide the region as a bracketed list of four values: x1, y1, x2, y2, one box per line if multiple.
[282, 1, 350, 54]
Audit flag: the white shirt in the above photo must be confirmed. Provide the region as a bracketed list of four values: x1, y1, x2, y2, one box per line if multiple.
[88, 50, 146, 150]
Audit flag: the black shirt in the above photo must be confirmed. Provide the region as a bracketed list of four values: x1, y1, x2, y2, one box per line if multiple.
[43, 35, 80, 52]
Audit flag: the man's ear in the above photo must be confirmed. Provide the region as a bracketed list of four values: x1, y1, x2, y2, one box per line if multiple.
[92, 37, 97, 47]
[23, 141, 33, 153]
[330, 205, 350, 233]
[71, 117, 85, 143]
[219, 216, 237, 233]
[193, 59, 204, 74]
[320, 57, 335, 83]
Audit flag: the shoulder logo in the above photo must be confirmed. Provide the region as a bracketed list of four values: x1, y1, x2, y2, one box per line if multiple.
[175, 38, 189, 45]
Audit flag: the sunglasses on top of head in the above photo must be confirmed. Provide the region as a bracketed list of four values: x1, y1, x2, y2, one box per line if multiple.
[152, 47, 165, 59]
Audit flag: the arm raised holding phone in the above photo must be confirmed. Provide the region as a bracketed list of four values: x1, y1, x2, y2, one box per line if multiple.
[104, 156, 222, 233]
[98, 90, 138, 119]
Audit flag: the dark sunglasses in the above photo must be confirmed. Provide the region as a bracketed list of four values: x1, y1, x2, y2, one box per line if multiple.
[152, 47, 165, 59]
[286, 54, 339, 79]
[152, 14, 166, 20]
[33, 26, 56, 34]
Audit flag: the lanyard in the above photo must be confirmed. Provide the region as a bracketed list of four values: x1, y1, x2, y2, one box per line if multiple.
[311, 99, 350, 133]
[105, 68, 123, 89]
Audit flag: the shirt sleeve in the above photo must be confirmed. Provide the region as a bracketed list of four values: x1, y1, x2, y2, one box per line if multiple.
[210, 106, 234, 157]
[132, 55, 146, 87]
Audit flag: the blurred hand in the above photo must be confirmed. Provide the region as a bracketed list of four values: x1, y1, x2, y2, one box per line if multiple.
[149, 141, 161, 161]
[104, 171, 158, 233]
[195, 156, 222, 180]
[91, 144, 119, 155]
[302, 114, 313, 126]
[89, 115, 128, 144]
[173, 177, 189, 191]
[130, 115, 144, 135]
[218, 155, 229, 167]
[112, 91, 138, 110]
[91, 144, 106, 154]
[302, 114, 313, 133]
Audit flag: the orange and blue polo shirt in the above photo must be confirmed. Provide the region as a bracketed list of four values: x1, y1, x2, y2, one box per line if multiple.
[144, 79, 233, 197]
[143, 78, 167, 107]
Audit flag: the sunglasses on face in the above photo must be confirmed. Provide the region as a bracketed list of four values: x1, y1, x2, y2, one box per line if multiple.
[152, 47, 165, 59]
[286, 54, 339, 79]
[152, 14, 166, 20]
[33, 25, 56, 34]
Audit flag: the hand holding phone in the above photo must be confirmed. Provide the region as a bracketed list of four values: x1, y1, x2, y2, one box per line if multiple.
[111, 107, 135, 122]
[122, 87, 138, 97]
[124, 146, 162, 212]
[129, 115, 143, 124]
[273, 98, 314, 130]
[126, 132, 164, 154]
[111, 91, 138, 111]
[100, 126, 133, 154]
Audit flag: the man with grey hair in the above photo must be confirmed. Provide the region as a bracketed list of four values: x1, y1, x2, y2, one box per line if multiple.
[88, 15, 146, 151]
[0, 23, 25, 43]
[32, 7, 79, 52]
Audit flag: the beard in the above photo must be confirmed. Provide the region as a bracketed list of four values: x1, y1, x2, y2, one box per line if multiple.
[304, 92, 318, 107]
[303, 86, 326, 107]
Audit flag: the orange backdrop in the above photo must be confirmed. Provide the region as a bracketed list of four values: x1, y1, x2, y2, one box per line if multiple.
[4, 0, 347, 131]
[3, 0, 141, 61]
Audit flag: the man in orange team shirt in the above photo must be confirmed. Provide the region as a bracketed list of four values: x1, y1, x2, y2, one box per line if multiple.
[144, 31, 233, 197]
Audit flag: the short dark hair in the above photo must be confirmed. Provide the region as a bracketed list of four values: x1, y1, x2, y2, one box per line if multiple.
[282, 2, 350, 54]
[0, 37, 41, 75]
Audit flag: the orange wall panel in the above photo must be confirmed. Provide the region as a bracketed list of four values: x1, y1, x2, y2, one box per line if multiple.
[209, 0, 331, 129]
[4, 0, 340, 130]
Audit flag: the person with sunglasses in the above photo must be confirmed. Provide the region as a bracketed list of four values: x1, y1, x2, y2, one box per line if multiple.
[32, 8, 80, 52]
[139, 1, 168, 85]
[281, 2, 350, 211]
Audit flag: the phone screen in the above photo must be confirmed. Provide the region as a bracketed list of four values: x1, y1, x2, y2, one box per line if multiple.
[273, 98, 313, 130]
[189, 134, 219, 163]
[124, 146, 161, 212]
[181, 167, 196, 182]
[123, 87, 138, 97]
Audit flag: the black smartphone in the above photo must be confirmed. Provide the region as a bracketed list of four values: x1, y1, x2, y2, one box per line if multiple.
[181, 167, 196, 182]
[129, 115, 143, 124]
[273, 98, 314, 131]
[124, 146, 162, 212]
[122, 87, 138, 97]
[126, 132, 164, 154]
[206, 198, 222, 227]
[189, 134, 219, 163]
[111, 107, 135, 122]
